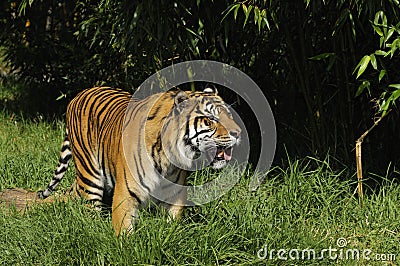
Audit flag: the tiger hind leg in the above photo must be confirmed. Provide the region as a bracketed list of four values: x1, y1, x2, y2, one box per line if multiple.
[38, 133, 72, 199]
[67, 177, 106, 211]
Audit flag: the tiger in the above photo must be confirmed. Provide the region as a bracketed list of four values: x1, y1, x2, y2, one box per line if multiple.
[38, 86, 241, 235]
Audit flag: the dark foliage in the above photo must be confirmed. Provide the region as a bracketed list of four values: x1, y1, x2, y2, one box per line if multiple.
[0, 0, 399, 172]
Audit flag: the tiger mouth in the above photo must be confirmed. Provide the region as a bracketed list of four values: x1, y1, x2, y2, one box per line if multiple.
[191, 143, 234, 163]
[214, 146, 233, 162]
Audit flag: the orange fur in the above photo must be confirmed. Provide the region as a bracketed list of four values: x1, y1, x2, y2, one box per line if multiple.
[39, 87, 241, 235]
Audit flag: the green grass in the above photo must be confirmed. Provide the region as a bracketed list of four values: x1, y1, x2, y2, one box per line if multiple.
[0, 112, 75, 190]
[0, 112, 399, 265]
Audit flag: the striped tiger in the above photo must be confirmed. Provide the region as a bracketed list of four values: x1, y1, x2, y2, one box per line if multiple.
[38, 86, 241, 235]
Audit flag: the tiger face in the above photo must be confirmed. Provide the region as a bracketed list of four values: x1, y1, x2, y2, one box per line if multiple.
[161, 87, 241, 171]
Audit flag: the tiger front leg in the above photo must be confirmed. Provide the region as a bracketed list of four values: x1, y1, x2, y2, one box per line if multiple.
[111, 182, 141, 236]
[161, 187, 187, 221]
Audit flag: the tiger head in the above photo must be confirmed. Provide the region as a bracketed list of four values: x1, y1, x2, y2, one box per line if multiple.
[160, 86, 241, 171]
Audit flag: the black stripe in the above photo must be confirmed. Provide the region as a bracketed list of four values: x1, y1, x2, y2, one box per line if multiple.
[128, 189, 142, 204]
[76, 185, 83, 197]
[138, 173, 151, 192]
[135, 132, 153, 192]
[147, 105, 161, 121]
[136, 153, 152, 192]
[77, 183, 103, 199]
[54, 166, 68, 176]
[184, 117, 191, 145]
[189, 128, 214, 141]
[123, 170, 142, 204]
[59, 154, 72, 164]
[164, 169, 181, 184]
[73, 150, 102, 177]
[79, 175, 104, 191]
[151, 134, 163, 174]
[61, 144, 70, 152]
[85, 190, 103, 198]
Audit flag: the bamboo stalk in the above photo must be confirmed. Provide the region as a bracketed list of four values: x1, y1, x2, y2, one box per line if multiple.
[355, 113, 388, 206]
[355, 139, 363, 205]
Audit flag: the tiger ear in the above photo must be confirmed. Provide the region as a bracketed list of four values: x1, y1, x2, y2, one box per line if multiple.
[204, 84, 218, 95]
[174, 91, 189, 112]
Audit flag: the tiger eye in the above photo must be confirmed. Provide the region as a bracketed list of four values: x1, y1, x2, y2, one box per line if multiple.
[204, 118, 211, 127]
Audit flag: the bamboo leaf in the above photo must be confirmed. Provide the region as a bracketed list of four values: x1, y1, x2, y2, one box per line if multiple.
[332, 9, 349, 36]
[390, 89, 400, 102]
[385, 28, 395, 43]
[379, 70, 386, 82]
[374, 50, 387, 56]
[348, 12, 356, 40]
[243, 4, 253, 28]
[327, 55, 336, 71]
[379, 98, 390, 114]
[224, 22, 229, 47]
[185, 27, 202, 40]
[242, 3, 247, 14]
[309, 53, 335, 60]
[374, 11, 387, 27]
[355, 80, 370, 97]
[263, 17, 270, 31]
[222, 3, 240, 22]
[372, 25, 383, 37]
[354, 55, 371, 79]
[380, 89, 400, 115]
[259, 9, 267, 30]
[389, 38, 400, 57]
[233, 4, 240, 20]
[370, 54, 377, 70]
[253, 7, 263, 31]
[56, 92, 67, 101]
[388, 84, 400, 90]
[132, 4, 142, 27]
[254, 7, 260, 26]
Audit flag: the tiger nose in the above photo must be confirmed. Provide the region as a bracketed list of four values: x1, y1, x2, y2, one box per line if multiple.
[230, 129, 241, 139]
